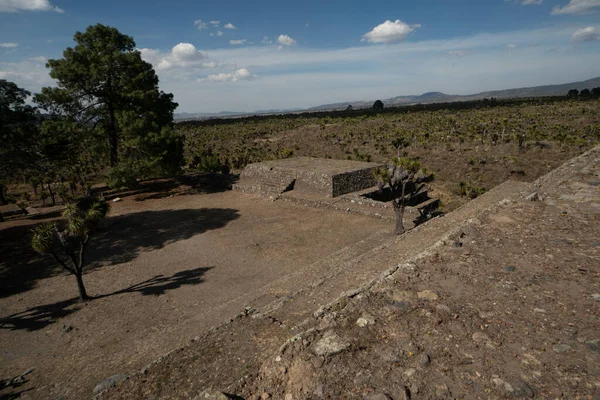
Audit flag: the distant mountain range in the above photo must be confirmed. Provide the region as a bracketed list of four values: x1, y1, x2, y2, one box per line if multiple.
[174, 76, 600, 121]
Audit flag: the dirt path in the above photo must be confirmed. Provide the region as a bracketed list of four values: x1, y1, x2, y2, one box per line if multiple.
[0, 190, 389, 399]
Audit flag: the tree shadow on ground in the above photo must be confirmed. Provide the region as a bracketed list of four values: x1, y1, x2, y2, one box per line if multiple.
[0, 208, 239, 298]
[92, 172, 239, 202]
[412, 210, 445, 227]
[98, 266, 214, 297]
[0, 266, 213, 331]
[133, 173, 239, 202]
[0, 376, 34, 400]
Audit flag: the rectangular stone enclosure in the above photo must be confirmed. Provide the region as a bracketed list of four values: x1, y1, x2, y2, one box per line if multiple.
[234, 157, 382, 198]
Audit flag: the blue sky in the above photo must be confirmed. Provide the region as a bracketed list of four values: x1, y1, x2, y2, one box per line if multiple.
[1, 0, 600, 113]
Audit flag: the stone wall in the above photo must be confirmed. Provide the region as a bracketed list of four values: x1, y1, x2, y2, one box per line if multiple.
[234, 157, 382, 198]
[331, 167, 379, 197]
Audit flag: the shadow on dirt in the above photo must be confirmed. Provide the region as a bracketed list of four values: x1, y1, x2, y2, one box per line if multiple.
[90, 172, 239, 203]
[133, 173, 239, 202]
[99, 266, 214, 297]
[0, 208, 240, 298]
[0, 374, 34, 400]
[0, 266, 213, 331]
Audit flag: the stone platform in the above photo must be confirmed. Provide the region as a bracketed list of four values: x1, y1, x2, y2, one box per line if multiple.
[233, 157, 382, 198]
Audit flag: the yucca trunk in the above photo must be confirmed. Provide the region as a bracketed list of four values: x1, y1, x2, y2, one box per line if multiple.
[393, 205, 405, 235]
[74, 272, 89, 301]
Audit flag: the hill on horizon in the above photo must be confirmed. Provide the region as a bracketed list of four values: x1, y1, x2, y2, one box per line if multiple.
[174, 76, 600, 121]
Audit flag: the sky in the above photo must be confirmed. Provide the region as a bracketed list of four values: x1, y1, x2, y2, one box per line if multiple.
[1, 0, 600, 113]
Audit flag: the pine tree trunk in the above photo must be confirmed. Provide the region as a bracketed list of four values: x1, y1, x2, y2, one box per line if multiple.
[393, 206, 405, 235]
[0, 184, 6, 205]
[47, 183, 56, 205]
[107, 105, 119, 167]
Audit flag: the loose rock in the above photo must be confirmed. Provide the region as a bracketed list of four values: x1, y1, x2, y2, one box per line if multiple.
[492, 377, 514, 394]
[391, 290, 415, 302]
[356, 313, 375, 327]
[403, 368, 416, 378]
[92, 374, 129, 394]
[525, 192, 541, 202]
[313, 331, 350, 356]
[553, 344, 571, 353]
[417, 290, 439, 301]
[435, 304, 452, 315]
[472, 332, 495, 348]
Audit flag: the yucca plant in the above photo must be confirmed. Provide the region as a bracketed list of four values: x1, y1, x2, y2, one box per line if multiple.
[374, 157, 435, 235]
[31, 197, 110, 301]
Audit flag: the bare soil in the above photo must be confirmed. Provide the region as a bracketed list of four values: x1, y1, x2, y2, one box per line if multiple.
[0, 184, 389, 399]
[100, 147, 599, 399]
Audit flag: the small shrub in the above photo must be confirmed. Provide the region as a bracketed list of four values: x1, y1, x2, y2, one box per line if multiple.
[107, 164, 139, 189]
[459, 181, 487, 199]
[278, 148, 294, 159]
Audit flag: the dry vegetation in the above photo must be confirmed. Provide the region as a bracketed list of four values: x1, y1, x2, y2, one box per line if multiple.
[178, 98, 600, 210]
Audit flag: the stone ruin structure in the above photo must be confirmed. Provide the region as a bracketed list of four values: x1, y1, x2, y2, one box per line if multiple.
[233, 157, 382, 198]
[233, 157, 440, 226]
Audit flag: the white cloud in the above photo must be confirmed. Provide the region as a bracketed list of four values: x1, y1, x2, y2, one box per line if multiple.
[139, 47, 160, 59]
[0, 42, 18, 48]
[448, 49, 472, 57]
[262, 36, 273, 45]
[507, 43, 517, 49]
[209, 20, 220, 27]
[0, 59, 55, 90]
[571, 26, 600, 41]
[216, 31, 223, 37]
[276, 34, 296, 46]
[552, 0, 600, 14]
[8, 24, 600, 115]
[361, 20, 420, 44]
[155, 24, 600, 112]
[29, 56, 47, 62]
[224, 23, 236, 29]
[194, 20, 207, 30]
[198, 68, 256, 83]
[0, 0, 63, 12]
[230, 39, 247, 45]
[506, 0, 543, 4]
[171, 43, 205, 61]
[139, 43, 210, 72]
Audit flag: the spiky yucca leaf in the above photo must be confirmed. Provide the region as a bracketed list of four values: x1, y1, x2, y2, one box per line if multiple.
[65, 215, 86, 235]
[83, 201, 110, 223]
[31, 222, 57, 255]
[61, 203, 79, 220]
[373, 166, 390, 182]
[373, 166, 390, 190]
[394, 157, 422, 173]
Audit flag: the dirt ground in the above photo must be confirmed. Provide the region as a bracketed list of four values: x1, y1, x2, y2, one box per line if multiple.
[0, 185, 389, 399]
[98, 147, 599, 399]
